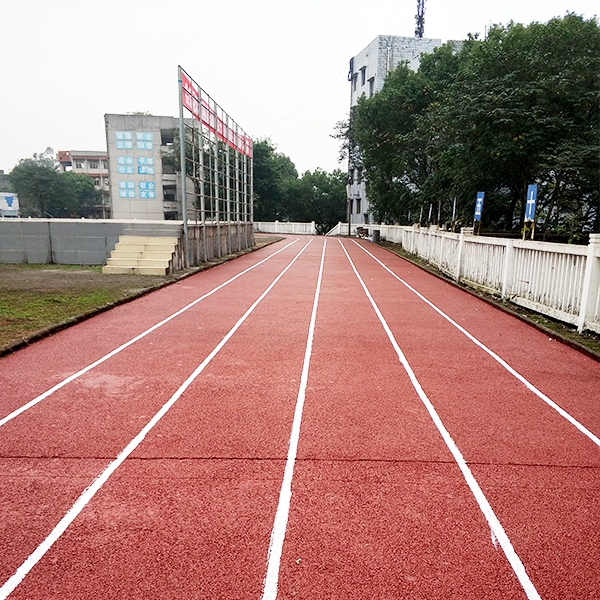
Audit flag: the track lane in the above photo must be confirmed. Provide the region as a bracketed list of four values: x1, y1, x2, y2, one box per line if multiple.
[0, 242, 310, 597]
[276, 240, 530, 599]
[0, 239, 323, 599]
[352, 240, 600, 439]
[342, 239, 600, 599]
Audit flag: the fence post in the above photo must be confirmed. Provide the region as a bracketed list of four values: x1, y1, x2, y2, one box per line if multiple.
[455, 228, 466, 282]
[502, 239, 515, 299]
[577, 233, 600, 333]
[311, 221, 316, 235]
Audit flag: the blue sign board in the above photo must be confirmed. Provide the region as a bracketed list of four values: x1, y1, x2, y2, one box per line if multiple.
[474, 192, 485, 221]
[525, 184, 538, 222]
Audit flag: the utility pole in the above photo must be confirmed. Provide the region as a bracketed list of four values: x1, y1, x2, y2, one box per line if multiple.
[415, 0, 426, 38]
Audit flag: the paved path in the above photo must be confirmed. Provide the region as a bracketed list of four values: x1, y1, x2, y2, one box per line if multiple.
[0, 237, 598, 599]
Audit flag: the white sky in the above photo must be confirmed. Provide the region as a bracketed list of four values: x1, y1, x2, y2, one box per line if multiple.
[0, 0, 597, 175]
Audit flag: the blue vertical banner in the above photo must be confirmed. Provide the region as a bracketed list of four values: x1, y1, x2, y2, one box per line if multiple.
[474, 192, 485, 222]
[525, 184, 538, 222]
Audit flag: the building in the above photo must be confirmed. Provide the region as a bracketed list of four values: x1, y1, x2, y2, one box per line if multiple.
[104, 114, 180, 221]
[347, 35, 446, 224]
[57, 150, 111, 218]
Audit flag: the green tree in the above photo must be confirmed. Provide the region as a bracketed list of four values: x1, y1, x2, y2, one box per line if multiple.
[252, 139, 298, 221]
[288, 169, 347, 234]
[9, 148, 64, 217]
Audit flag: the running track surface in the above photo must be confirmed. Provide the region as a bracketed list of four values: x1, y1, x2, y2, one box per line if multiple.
[0, 237, 598, 599]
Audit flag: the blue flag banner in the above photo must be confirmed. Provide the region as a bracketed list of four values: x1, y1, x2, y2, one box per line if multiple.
[474, 192, 484, 222]
[525, 184, 538, 222]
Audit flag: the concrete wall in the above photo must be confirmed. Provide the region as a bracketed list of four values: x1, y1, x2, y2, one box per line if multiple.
[0, 218, 254, 267]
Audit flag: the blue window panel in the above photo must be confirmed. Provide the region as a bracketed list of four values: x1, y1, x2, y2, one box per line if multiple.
[118, 156, 134, 165]
[128, 190, 135, 198]
[119, 190, 128, 198]
[148, 191, 156, 199]
[116, 131, 133, 140]
[116, 140, 133, 150]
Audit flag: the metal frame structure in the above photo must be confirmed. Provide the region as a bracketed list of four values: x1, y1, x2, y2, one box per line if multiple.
[178, 66, 253, 265]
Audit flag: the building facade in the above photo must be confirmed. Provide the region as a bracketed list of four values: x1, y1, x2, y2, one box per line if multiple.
[104, 114, 181, 221]
[347, 35, 445, 224]
[57, 150, 111, 218]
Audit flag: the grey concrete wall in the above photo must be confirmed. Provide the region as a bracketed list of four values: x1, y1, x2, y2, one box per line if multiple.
[0, 219, 180, 265]
[0, 219, 253, 267]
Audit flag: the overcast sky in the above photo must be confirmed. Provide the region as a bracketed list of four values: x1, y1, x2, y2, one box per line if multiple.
[0, 0, 597, 176]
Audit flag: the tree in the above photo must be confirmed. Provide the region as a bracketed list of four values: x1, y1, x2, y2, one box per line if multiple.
[9, 148, 102, 218]
[288, 169, 347, 234]
[252, 139, 298, 221]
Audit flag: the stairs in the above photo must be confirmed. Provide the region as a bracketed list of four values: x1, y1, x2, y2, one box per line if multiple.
[102, 235, 179, 275]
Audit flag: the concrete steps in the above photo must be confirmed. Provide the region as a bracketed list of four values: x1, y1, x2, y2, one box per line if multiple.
[102, 235, 179, 275]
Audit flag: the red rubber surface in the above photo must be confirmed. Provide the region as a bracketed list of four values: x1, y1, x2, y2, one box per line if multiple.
[0, 237, 598, 599]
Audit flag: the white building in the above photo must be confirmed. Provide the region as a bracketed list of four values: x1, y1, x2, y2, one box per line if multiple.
[347, 35, 446, 224]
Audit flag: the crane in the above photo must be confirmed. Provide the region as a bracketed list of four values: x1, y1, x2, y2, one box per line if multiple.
[415, 0, 426, 38]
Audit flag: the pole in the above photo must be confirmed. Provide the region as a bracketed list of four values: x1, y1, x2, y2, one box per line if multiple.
[178, 66, 189, 267]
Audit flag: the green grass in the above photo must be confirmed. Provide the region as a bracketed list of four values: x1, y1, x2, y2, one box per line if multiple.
[0, 289, 132, 347]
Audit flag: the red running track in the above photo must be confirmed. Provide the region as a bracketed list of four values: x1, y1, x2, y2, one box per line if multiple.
[0, 236, 598, 599]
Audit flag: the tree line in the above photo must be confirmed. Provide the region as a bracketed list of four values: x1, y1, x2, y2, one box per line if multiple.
[336, 14, 599, 240]
[252, 139, 347, 234]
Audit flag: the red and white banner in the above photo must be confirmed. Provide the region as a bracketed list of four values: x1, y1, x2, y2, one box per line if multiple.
[180, 68, 252, 157]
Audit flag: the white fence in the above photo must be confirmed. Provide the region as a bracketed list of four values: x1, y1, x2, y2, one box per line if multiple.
[253, 221, 316, 235]
[327, 222, 600, 335]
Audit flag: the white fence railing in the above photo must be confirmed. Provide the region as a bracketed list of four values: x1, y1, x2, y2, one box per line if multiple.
[327, 222, 600, 335]
[253, 221, 316, 235]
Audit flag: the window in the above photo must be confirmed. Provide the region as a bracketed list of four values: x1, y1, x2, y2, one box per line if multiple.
[101, 160, 108, 170]
[349, 198, 353, 213]
[163, 185, 176, 202]
[349, 168, 355, 184]
[75, 161, 83, 169]
[360, 66, 366, 86]
[93, 178, 100, 186]
[357, 167, 363, 184]
[89, 161, 99, 169]
[356, 198, 361, 213]
[161, 129, 175, 146]
[368, 77, 375, 98]
[352, 74, 357, 92]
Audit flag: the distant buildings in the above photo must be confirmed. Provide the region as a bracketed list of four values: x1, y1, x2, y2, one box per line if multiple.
[347, 35, 448, 225]
[57, 150, 111, 218]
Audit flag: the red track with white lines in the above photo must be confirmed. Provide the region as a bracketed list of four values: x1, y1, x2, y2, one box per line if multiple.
[0, 237, 598, 599]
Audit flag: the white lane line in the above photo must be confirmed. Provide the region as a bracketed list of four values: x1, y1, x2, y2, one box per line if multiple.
[262, 240, 327, 600]
[353, 240, 600, 448]
[0, 239, 300, 428]
[340, 240, 542, 600]
[0, 239, 313, 600]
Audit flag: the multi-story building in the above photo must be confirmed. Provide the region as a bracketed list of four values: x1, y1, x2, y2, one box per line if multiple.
[347, 35, 446, 224]
[57, 150, 111, 218]
[104, 114, 181, 221]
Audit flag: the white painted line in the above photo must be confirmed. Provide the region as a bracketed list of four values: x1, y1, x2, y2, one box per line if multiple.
[0, 239, 300, 428]
[261, 240, 326, 600]
[340, 239, 542, 600]
[0, 239, 312, 600]
[353, 240, 600, 448]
